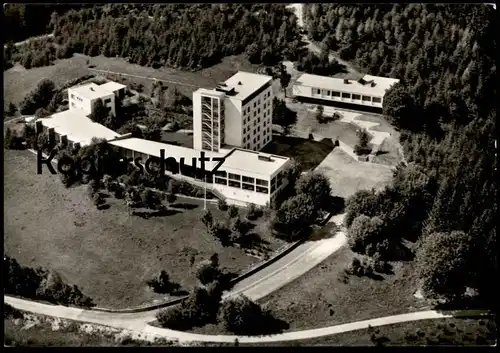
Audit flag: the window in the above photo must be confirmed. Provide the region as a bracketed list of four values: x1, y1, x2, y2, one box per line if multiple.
[242, 176, 254, 183]
[214, 177, 227, 185]
[242, 183, 255, 191]
[228, 180, 241, 188]
[104, 98, 111, 104]
[71, 94, 75, 99]
[254, 112, 256, 117]
[313, 88, 321, 95]
[243, 128, 246, 133]
[362, 96, 371, 101]
[322, 89, 330, 96]
[264, 112, 267, 117]
[243, 137, 246, 143]
[256, 179, 268, 186]
[352, 94, 361, 100]
[228, 173, 241, 181]
[258, 108, 261, 114]
[341, 92, 351, 99]
[258, 117, 260, 123]
[253, 138, 256, 143]
[373, 97, 382, 103]
[332, 91, 340, 97]
[253, 102, 256, 108]
[268, 91, 271, 97]
[256, 186, 269, 194]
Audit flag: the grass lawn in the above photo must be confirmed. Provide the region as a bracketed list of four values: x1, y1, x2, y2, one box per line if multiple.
[244, 318, 497, 346]
[261, 134, 334, 172]
[160, 131, 194, 149]
[259, 245, 428, 333]
[4, 149, 285, 309]
[315, 148, 394, 198]
[372, 137, 403, 166]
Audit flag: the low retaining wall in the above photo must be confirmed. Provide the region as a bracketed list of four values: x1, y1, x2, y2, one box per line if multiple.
[91, 237, 306, 313]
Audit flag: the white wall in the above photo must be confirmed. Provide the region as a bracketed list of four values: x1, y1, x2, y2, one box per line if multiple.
[292, 84, 384, 108]
[223, 98, 242, 147]
[193, 91, 202, 151]
[214, 183, 271, 206]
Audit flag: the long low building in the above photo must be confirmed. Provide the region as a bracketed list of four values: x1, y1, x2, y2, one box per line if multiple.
[37, 110, 120, 148]
[36, 111, 290, 207]
[292, 73, 400, 110]
[109, 138, 290, 206]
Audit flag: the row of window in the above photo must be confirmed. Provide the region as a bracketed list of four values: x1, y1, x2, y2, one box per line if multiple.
[244, 134, 271, 151]
[312, 88, 382, 103]
[70, 94, 84, 103]
[243, 107, 272, 126]
[214, 177, 270, 194]
[243, 126, 271, 145]
[243, 90, 272, 115]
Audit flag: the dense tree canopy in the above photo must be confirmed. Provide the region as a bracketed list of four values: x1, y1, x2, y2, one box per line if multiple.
[48, 4, 302, 71]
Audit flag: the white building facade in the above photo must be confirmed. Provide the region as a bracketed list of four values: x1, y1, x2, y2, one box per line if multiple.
[193, 72, 274, 153]
[68, 81, 127, 117]
[292, 74, 400, 109]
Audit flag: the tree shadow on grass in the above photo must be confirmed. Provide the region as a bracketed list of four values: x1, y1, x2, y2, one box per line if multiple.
[97, 204, 110, 211]
[170, 203, 198, 210]
[248, 312, 290, 336]
[132, 208, 181, 219]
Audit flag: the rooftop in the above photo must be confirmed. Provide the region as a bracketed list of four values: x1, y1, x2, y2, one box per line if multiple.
[108, 138, 225, 171]
[221, 148, 290, 177]
[193, 88, 227, 99]
[221, 71, 272, 101]
[68, 83, 114, 100]
[39, 110, 120, 146]
[99, 81, 127, 92]
[295, 73, 400, 97]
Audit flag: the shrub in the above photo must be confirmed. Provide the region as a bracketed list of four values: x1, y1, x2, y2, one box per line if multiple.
[228, 205, 239, 218]
[147, 270, 172, 294]
[201, 210, 213, 229]
[218, 198, 228, 211]
[92, 193, 104, 207]
[195, 260, 221, 285]
[166, 193, 176, 203]
[218, 295, 266, 335]
[156, 307, 192, 330]
[246, 203, 260, 220]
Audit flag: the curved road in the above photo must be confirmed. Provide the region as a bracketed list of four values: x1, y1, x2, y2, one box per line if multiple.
[5, 296, 491, 344]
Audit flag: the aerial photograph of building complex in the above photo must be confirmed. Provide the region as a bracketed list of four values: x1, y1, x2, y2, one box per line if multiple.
[3, 3, 496, 347]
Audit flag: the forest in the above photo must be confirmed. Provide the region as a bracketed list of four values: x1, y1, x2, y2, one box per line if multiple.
[3, 4, 92, 43]
[4, 4, 303, 72]
[304, 3, 497, 309]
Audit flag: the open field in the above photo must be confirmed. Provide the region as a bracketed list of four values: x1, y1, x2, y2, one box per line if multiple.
[315, 148, 394, 198]
[259, 245, 428, 333]
[4, 149, 285, 309]
[261, 134, 334, 172]
[3, 53, 261, 111]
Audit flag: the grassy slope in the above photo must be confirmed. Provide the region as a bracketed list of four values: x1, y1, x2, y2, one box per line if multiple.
[259, 246, 428, 332]
[244, 318, 497, 346]
[4, 149, 284, 309]
[3, 53, 261, 111]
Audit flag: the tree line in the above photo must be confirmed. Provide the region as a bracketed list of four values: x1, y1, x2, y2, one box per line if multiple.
[4, 256, 94, 307]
